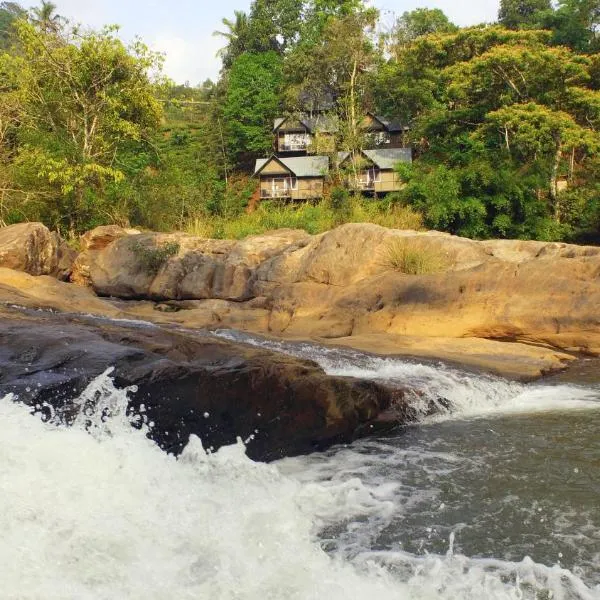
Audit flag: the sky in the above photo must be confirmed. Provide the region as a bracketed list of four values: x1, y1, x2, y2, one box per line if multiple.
[21, 0, 501, 84]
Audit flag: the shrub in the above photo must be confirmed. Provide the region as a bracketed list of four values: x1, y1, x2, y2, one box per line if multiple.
[383, 239, 451, 275]
[131, 240, 180, 274]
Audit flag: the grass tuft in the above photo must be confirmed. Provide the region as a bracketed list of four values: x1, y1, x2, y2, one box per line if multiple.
[383, 239, 451, 275]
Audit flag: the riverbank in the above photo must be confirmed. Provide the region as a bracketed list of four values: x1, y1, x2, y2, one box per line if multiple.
[3, 220, 600, 380]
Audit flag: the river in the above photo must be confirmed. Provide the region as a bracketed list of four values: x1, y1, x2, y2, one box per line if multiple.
[1, 329, 599, 599]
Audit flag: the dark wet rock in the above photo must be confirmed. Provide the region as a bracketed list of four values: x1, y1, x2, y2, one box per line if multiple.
[0, 305, 401, 461]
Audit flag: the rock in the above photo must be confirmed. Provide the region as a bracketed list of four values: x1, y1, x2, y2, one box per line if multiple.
[0, 305, 397, 461]
[0, 223, 75, 279]
[71, 225, 141, 286]
[80, 224, 141, 252]
[82, 228, 310, 301]
[4, 220, 600, 379]
[0, 267, 124, 317]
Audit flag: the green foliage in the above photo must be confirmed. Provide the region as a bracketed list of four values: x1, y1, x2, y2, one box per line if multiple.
[186, 199, 423, 240]
[222, 51, 283, 164]
[383, 239, 451, 275]
[0, 18, 163, 234]
[498, 0, 553, 29]
[393, 8, 458, 49]
[0, 1, 25, 49]
[3, 0, 600, 247]
[130, 240, 180, 274]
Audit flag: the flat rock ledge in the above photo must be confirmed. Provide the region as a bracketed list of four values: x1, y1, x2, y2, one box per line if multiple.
[60, 221, 600, 379]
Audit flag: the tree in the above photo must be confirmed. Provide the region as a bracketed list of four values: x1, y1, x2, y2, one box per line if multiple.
[549, 0, 600, 52]
[285, 9, 378, 118]
[30, 0, 63, 34]
[483, 102, 599, 221]
[498, 0, 554, 29]
[392, 8, 457, 54]
[222, 51, 283, 166]
[0, 1, 25, 50]
[1, 20, 163, 233]
[383, 26, 600, 240]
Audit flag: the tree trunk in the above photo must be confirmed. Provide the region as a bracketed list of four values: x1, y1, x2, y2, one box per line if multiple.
[550, 138, 563, 223]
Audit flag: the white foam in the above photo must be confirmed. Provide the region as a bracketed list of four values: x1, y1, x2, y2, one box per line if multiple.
[211, 330, 600, 420]
[1, 375, 599, 599]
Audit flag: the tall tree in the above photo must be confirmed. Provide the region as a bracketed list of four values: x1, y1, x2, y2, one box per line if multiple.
[550, 0, 600, 52]
[1, 20, 163, 232]
[213, 10, 253, 69]
[30, 0, 63, 34]
[498, 0, 553, 29]
[222, 51, 283, 166]
[0, 1, 25, 50]
[392, 8, 457, 55]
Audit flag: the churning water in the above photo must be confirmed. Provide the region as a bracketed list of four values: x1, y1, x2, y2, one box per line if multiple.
[2, 330, 600, 599]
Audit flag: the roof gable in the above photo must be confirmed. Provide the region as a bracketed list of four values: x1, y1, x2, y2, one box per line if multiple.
[254, 156, 293, 177]
[255, 155, 329, 178]
[273, 117, 309, 133]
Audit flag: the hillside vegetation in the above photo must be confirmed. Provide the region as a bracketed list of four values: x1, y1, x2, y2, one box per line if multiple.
[1, 0, 600, 242]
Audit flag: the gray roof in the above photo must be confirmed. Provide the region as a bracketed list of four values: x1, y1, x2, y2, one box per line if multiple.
[254, 155, 330, 177]
[337, 148, 412, 170]
[372, 115, 407, 133]
[274, 114, 338, 133]
[302, 114, 338, 133]
[364, 148, 412, 169]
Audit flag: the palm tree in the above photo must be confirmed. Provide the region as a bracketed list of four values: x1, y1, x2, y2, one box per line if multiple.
[212, 10, 250, 68]
[31, 1, 63, 34]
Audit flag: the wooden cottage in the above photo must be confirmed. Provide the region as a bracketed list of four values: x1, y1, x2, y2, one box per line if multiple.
[338, 148, 412, 193]
[273, 115, 338, 155]
[360, 113, 410, 148]
[254, 155, 329, 200]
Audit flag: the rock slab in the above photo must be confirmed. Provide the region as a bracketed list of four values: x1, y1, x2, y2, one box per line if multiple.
[0, 306, 399, 461]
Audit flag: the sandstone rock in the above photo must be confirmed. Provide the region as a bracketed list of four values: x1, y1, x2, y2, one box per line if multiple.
[0, 267, 123, 317]
[84, 228, 310, 301]
[0, 305, 397, 461]
[4, 220, 600, 380]
[79, 224, 141, 252]
[71, 225, 141, 286]
[0, 222, 75, 279]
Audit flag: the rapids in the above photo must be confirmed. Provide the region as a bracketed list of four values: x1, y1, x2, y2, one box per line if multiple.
[1, 330, 600, 599]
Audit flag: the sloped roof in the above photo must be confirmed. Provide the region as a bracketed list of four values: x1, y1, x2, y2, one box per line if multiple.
[337, 148, 412, 170]
[273, 117, 287, 131]
[254, 155, 330, 177]
[364, 148, 412, 169]
[302, 114, 338, 133]
[372, 115, 407, 133]
[274, 114, 339, 133]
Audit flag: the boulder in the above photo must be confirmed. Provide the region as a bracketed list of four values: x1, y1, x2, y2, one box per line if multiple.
[82, 228, 310, 301]
[0, 305, 398, 461]
[71, 225, 141, 286]
[0, 222, 75, 279]
[79, 224, 141, 252]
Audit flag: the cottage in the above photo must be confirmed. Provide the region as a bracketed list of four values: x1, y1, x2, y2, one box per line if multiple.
[273, 115, 338, 155]
[360, 113, 410, 148]
[338, 148, 412, 193]
[254, 155, 328, 200]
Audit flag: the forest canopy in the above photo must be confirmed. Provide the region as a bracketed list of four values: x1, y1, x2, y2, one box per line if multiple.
[1, 0, 600, 242]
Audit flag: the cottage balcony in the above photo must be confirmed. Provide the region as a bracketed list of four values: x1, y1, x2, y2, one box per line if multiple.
[278, 141, 310, 152]
[261, 187, 294, 199]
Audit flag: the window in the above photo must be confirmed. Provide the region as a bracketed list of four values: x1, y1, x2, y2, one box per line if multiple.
[371, 131, 391, 146]
[280, 133, 310, 151]
[268, 177, 298, 196]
